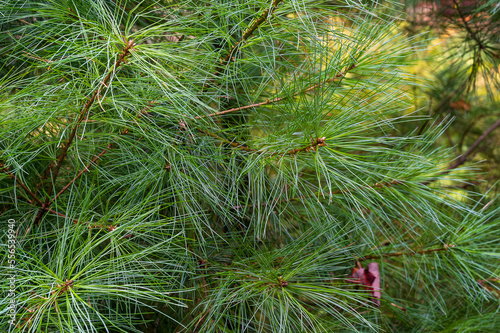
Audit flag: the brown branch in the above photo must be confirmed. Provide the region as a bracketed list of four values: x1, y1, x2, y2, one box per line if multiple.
[390, 303, 407, 312]
[1, 164, 44, 206]
[33, 38, 136, 225]
[201, 129, 257, 152]
[457, 113, 500, 153]
[202, 128, 329, 157]
[201, 0, 284, 92]
[0, 173, 78, 224]
[217, 0, 284, 70]
[18, 19, 32, 25]
[276, 136, 327, 156]
[52, 102, 156, 203]
[198, 96, 285, 119]
[420, 117, 500, 187]
[3, 198, 75, 239]
[198, 63, 357, 119]
[53, 123, 132, 202]
[45, 209, 79, 223]
[52, 142, 114, 202]
[447, 117, 500, 170]
[23, 51, 54, 63]
[233, 179, 401, 210]
[359, 244, 455, 261]
[302, 64, 357, 93]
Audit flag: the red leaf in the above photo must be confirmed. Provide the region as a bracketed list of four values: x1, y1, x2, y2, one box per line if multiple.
[349, 262, 381, 306]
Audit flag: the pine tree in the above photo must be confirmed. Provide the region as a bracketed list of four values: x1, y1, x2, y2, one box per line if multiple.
[404, 0, 500, 194]
[1, 1, 499, 332]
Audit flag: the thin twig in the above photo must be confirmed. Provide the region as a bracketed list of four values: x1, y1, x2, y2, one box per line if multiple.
[359, 244, 455, 261]
[203, 128, 329, 157]
[197, 96, 286, 119]
[390, 303, 407, 312]
[216, 0, 284, 72]
[45, 209, 79, 223]
[447, 117, 500, 170]
[0, 181, 78, 226]
[275, 136, 327, 156]
[457, 113, 500, 153]
[198, 63, 357, 119]
[52, 142, 113, 201]
[233, 179, 401, 210]
[1, 164, 44, 206]
[201, 129, 257, 152]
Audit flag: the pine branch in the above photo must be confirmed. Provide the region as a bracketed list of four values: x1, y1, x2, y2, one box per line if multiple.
[276, 137, 327, 156]
[198, 63, 357, 119]
[33, 38, 136, 225]
[201, 129, 257, 152]
[51, 102, 155, 203]
[0, 168, 77, 224]
[202, 0, 284, 91]
[1, 164, 44, 206]
[217, 0, 284, 70]
[457, 113, 500, 153]
[198, 62, 358, 156]
[232, 179, 402, 210]
[452, 0, 499, 69]
[202, 128, 329, 157]
[446, 117, 500, 170]
[4, 1, 498, 331]
[452, 0, 486, 51]
[419, 117, 500, 187]
[360, 244, 456, 261]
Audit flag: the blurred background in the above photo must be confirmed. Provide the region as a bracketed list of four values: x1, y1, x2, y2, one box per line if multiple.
[402, 0, 500, 198]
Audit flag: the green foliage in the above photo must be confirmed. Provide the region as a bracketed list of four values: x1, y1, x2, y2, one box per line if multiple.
[0, 0, 499, 332]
